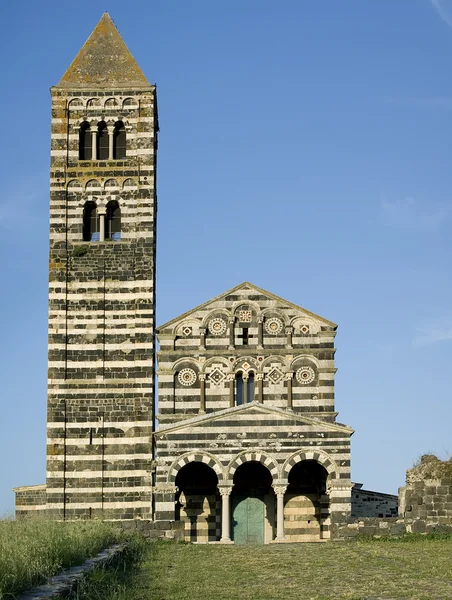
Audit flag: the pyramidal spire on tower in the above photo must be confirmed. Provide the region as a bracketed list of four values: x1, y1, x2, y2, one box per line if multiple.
[57, 12, 150, 88]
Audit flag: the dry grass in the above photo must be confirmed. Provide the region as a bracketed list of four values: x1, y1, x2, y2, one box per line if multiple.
[79, 538, 452, 600]
[0, 518, 122, 599]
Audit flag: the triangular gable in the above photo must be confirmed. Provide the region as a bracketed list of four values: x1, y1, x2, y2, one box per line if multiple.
[56, 13, 151, 89]
[155, 401, 353, 436]
[157, 282, 336, 331]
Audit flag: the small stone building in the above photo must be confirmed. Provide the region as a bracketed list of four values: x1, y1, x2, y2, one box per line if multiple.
[154, 282, 354, 543]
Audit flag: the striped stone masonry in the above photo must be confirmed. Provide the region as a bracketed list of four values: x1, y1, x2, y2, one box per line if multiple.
[13, 14, 158, 521]
[155, 282, 354, 542]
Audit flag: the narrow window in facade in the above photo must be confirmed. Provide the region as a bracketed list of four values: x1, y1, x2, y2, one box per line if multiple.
[247, 372, 255, 402]
[82, 201, 99, 241]
[79, 122, 92, 160]
[97, 121, 109, 160]
[113, 121, 126, 159]
[235, 373, 244, 406]
[106, 201, 121, 241]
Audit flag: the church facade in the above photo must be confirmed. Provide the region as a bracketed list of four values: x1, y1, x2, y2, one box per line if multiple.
[154, 282, 353, 542]
[14, 13, 397, 542]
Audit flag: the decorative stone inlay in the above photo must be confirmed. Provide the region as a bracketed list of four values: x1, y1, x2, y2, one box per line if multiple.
[267, 367, 284, 384]
[182, 326, 192, 336]
[296, 366, 315, 385]
[208, 317, 227, 336]
[209, 367, 225, 385]
[241, 362, 251, 371]
[238, 310, 252, 322]
[178, 368, 197, 386]
[300, 324, 310, 334]
[265, 317, 283, 335]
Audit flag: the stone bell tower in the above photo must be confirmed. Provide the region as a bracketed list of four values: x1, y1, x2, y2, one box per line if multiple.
[45, 13, 157, 520]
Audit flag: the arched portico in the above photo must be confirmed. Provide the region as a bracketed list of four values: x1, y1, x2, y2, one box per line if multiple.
[175, 462, 220, 542]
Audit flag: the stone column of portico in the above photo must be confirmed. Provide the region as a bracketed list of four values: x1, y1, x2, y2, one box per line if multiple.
[255, 373, 264, 403]
[219, 486, 233, 543]
[199, 374, 206, 413]
[273, 485, 287, 541]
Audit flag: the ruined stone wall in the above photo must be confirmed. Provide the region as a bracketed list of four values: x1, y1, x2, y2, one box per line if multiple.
[351, 485, 398, 518]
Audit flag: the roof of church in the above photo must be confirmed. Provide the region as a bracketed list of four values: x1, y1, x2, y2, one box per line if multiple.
[56, 13, 151, 89]
[157, 281, 337, 330]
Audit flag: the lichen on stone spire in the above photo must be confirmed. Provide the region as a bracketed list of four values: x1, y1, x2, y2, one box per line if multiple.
[56, 13, 151, 89]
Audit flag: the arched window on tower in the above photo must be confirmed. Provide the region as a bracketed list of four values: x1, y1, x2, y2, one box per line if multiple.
[97, 121, 109, 160]
[79, 122, 92, 160]
[106, 201, 121, 241]
[113, 121, 126, 159]
[82, 201, 99, 241]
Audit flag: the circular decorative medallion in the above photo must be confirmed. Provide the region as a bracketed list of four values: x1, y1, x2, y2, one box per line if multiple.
[265, 317, 283, 335]
[178, 368, 197, 386]
[296, 366, 315, 385]
[208, 317, 227, 336]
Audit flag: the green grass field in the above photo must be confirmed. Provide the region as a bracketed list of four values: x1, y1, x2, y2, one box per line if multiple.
[0, 519, 123, 599]
[78, 537, 452, 600]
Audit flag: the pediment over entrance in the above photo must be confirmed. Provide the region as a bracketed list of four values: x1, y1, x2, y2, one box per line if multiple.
[155, 402, 353, 437]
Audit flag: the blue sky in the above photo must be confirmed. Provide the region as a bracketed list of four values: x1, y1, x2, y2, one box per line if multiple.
[1, 0, 452, 515]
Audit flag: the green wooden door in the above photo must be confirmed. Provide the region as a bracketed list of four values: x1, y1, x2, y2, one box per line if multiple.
[231, 495, 265, 544]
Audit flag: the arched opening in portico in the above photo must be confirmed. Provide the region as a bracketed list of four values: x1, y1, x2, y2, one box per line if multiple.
[175, 462, 219, 543]
[285, 460, 329, 541]
[231, 461, 275, 544]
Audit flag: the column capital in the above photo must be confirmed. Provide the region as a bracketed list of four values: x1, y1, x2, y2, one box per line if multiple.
[218, 485, 233, 498]
[199, 373, 206, 382]
[285, 325, 294, 335]
[228, 317, 235, 324]
[273, 485, 287, 496]
[284, 371, 293, 381]
[255, 373, 264, 381]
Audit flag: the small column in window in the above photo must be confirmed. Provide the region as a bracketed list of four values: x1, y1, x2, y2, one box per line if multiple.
[243, 373, 249, 404]
[98, 209, 106, 242]
[91, 128, 97, 160]
[108, 125, 114, 160]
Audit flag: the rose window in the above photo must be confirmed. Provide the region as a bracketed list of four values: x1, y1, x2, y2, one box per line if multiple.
[208, 317, 227, 336]
[295, 366, 315, 385]
[178, 368, 197, 386]
[265, 317, 283, 335]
